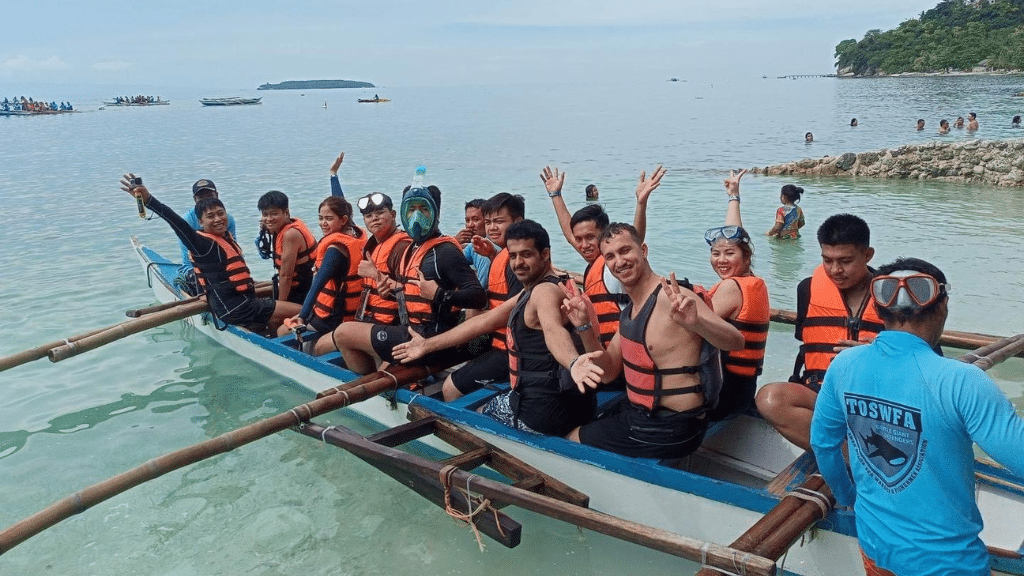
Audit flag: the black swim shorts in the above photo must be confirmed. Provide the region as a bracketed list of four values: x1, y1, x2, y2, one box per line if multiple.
[578, 398, 707, 459]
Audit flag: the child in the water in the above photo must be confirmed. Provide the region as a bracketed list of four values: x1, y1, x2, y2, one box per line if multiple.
[767, 184, 805, 240]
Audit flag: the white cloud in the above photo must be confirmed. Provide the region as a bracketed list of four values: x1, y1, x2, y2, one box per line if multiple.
[0, 55, 69, 71]
[92, 60, 131, 71]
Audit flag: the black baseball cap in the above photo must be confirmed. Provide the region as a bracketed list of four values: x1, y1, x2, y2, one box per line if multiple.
[192, 179, 217, 196]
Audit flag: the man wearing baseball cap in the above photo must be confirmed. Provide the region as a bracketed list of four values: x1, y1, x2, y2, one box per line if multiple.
[176, 179, 237, 294]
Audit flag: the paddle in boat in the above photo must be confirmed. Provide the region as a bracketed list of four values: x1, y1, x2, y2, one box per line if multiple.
[119, 237, 1024, 576]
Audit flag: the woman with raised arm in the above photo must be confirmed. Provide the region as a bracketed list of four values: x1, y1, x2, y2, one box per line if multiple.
[703, 170, 771, 421]
[280, 195, 366, 355]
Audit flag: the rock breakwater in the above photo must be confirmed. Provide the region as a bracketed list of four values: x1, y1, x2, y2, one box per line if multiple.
[751, 139, 1024, 187]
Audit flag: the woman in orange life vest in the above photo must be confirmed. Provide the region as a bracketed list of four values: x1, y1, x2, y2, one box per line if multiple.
[280, 196, 367, 353]
[118, 174, 300, 333]
[702, 169, 771, 421]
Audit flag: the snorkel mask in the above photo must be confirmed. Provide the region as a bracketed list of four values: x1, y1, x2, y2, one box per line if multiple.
[871, 270, 949, 312]
[401, 187, 439, 243]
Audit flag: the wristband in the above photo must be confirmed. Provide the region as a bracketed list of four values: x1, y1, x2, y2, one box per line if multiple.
[728, 196, 740, 202]
[569, 355, 580, 369]
[575, 323, 592, 333]
[548, 192, 562, 198]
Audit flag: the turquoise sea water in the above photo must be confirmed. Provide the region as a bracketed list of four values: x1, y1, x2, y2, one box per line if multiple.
[2, 75, 1024, 575]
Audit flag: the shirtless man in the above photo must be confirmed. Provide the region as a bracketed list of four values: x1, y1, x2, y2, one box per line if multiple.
[567, 223, 744, 459]
[755, 214, 884, 451]
[967, 111, 979, 131]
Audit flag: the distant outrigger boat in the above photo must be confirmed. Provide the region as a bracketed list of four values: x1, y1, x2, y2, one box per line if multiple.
[103, 99, 169, 107]
[200, 97, 262, 106]
[0, 109, 75, 117]
[357, 97, 390, 103]
[129, 237, 1024, 576]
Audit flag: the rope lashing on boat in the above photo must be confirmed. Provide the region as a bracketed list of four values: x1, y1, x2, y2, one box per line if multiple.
[320, 425, 337, 443]
[785, 477, 833, 519]
[699, 541, 754, 576]
[288, 403, 314, 425]
[438, 464, 506, 552]
[61, 339, 77, 353]
[381, 370, 399, 389]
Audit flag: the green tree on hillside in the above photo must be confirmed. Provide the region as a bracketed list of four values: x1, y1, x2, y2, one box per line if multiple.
[836, 0, 1024, 75]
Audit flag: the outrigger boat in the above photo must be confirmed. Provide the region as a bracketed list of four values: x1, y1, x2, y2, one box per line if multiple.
[128, 237, 1024, 576]
[102, 99, 169, 106]
[199, 97, 262, 106]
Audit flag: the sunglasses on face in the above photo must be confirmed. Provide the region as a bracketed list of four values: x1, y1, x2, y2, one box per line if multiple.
[871, 274, 949, 309]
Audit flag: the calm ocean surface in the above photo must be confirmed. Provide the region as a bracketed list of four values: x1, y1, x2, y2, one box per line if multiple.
[2, 75, 1024, 575]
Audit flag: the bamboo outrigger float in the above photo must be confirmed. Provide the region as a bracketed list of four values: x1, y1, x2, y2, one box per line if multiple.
[2, 237, 1023, 575]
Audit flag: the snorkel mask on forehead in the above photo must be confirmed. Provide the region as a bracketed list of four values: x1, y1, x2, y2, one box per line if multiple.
[704, 225, 751, 246]
[401, 186, 439, 243]
[871, 270, 949, 312]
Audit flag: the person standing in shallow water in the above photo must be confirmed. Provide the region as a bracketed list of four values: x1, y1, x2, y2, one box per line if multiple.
[916, 119, 925, 131]
[967, 112, 979, 131]
[954, 116, 964, 129]
[804, 132, 813, 143]
[767, 184, 805, 240]
[850, 118, 858, 127]
[938, 119, 950, 134]
[585, 184, 599, 201]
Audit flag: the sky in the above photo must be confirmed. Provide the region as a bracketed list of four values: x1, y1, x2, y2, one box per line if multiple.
[1, 1, 943, 90]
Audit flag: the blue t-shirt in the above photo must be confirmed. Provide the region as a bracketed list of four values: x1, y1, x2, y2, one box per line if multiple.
[811, 330, 1024, 576]
[464, 241, 494, 289]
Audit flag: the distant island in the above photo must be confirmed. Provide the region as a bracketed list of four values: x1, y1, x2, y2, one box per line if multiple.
[835, 0, 1024, 76]
[257, 80, 375, 90]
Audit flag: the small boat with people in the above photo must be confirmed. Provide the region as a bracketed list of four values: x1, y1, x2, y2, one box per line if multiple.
[199, 97, 262, 106]
[103, 96, 169, 106]
[357, 97, 390, 103]
[120, 237, 1024, 576]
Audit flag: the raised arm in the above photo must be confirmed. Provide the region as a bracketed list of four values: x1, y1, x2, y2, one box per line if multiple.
[119, 174, 211, 256]
[663, 273, 744, 351]
[540, 166, 576, 252]
[329, 152, 345, 197]
[723, 169, 745, 228]
[632, 165, 666, 242]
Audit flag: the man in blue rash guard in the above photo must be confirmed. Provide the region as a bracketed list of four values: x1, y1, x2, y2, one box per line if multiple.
[811, 257, 1024, 576]
[176, 179, 237, 293]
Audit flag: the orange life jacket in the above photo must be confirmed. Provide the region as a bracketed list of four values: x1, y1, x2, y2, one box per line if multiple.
[800, 265, 885, 385]
[709, 275, 771, 378]
[191, 232, 254, 295]
[312, 229, 367, 325]
[487, 248, 522, 351]
[397, 235, 462, 329]
[359, 231, 412, 324]
[272, 218, 317, 290]
[583, 256, 623, 344]
[619, 284, 722, 411]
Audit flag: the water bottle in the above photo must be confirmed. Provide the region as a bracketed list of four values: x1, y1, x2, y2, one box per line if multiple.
[411, 165, 426, 188]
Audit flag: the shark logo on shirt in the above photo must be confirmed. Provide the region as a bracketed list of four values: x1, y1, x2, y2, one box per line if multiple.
[860, 430, 908, 466]
[844, 393, 926, 493]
